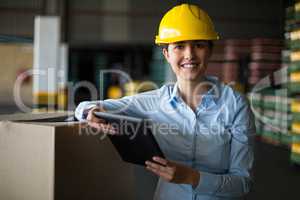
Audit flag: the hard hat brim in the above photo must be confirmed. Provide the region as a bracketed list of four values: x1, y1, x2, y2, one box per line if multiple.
[155, 34, 219, 45]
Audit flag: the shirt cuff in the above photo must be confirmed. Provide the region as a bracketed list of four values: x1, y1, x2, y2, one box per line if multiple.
[75, 103, 99, 121]
[193, 171, 219, 194]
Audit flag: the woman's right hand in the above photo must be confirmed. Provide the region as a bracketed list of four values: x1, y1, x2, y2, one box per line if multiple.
[86, 106, 117, 135]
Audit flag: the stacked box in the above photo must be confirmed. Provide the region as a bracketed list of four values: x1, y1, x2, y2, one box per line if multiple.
[207, 40, 226, 80]
[248, 38, 283, 86]
[291, 135, 300, 163]
[246, 36, 289, 148]
[208, 39, 250, 92]
[261, 89, 292, 146]
[286, 2, 300, 165]
[247, 42, 287, 146]
[290, 100, 300, 163]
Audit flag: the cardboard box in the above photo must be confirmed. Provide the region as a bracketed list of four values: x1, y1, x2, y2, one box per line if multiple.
[0, 43, 33, 105]
[0, 113, 157, 200]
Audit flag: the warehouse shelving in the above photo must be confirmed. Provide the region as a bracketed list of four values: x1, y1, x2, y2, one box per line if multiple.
[284, 1, 300, 165]
[69, 44, 153, 106]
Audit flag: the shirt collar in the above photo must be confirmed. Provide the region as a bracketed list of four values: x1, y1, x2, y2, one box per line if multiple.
[169, 75, 220, 109]
[170, 82, 180, 102]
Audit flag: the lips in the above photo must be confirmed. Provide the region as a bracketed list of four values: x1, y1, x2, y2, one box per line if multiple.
[180, 62, 199, 68]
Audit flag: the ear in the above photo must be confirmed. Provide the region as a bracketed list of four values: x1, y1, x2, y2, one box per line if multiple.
[162, 48, 170, 63]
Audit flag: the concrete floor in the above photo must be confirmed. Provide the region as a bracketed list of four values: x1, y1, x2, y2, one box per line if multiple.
[1, 104, 300, 199]
[247, 140, 300, 200]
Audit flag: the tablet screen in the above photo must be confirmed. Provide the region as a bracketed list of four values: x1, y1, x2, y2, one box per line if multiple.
[94, 112, 165, 166]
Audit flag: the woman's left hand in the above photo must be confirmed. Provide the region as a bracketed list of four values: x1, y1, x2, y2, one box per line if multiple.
[145, 156, 200, 187]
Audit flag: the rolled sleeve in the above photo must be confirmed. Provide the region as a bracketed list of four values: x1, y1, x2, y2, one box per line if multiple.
[74, 93, 153, 121]
[75, 100, 101, 121]
[193, 171, 219, 194]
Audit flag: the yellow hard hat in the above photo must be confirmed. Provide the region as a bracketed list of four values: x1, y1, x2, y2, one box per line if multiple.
[155, 3, 219, 44]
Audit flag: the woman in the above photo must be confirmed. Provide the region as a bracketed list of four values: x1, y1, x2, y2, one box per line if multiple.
[75, 3, 255, 200]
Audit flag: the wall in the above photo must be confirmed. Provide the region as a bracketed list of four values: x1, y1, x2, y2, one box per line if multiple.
[0, 0, 285, 45]
[0, 0, 285, 109]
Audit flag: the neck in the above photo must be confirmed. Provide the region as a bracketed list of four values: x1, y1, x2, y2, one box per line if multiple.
[177, 77, 211, 111]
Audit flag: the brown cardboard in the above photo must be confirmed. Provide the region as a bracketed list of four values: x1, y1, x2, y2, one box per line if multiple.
[0, 118, 139, 200]
[0, 112, 73, 121]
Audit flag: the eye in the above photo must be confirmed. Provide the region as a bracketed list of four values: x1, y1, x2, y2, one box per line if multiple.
[174, 44, 184, 50]
[195, 42, 208, 49]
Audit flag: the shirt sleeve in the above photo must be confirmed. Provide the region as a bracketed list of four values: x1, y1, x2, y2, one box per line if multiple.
[74, 91, 158, 121]
[193, 94, 255, 198]
[74, 100, 102, 121]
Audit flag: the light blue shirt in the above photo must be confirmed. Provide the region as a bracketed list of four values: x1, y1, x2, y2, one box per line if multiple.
[75, 76, 255, 200]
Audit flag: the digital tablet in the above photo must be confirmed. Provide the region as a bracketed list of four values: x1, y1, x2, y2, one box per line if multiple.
[93, 111, 165, 166]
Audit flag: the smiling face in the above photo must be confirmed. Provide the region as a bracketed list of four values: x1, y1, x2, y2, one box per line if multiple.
[163, 40, 212, 83]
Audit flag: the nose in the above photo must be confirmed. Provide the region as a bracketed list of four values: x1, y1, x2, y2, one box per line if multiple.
[184, 45, 195, 60]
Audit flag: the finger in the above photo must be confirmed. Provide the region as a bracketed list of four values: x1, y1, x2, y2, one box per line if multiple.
[90, 106, 106, 115]
[89, 117, 104, 124]
[146, 165, 173, 181]
[91, 113, 106, 123]
[91, 106, 104, 112]
[87, 113, 105, 123]
[145, 161, 168, 172]
[153, 157, 168, 166]
[87, 107, 105, 122]
[145, 161, 175, 181]
[146, 165, 168, 174]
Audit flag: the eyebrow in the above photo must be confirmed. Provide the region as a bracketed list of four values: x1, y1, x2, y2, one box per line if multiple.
[173, 41, 208, 45]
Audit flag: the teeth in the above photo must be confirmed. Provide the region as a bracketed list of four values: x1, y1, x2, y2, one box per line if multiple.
[182, 64, 197, 68]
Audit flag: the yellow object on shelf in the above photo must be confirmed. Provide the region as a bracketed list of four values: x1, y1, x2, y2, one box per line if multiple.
[291, 143, 300, 154]
[290, 72, 300, 82]
[124, 81, 139, 96]
[57, 84, 68, 110]
[292, 122, 300, 134]
[290, 51, 300, 62]
[107, 85, 123, 99]
[137, 81, 158, 92]
[33, 92, 57, 112]
[290, 29, 300, 41]
[291, 99, 300, 113]
[124, 81, 157, 96]
[295, 2, 300, 12]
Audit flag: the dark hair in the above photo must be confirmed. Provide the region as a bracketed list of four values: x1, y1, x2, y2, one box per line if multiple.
[161, 44, 169, 50]
[161, 41, 214, 51]
[208, 41, 214, 49]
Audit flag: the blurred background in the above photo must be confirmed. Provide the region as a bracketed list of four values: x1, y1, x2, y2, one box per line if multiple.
[1, 0, 300, 199]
